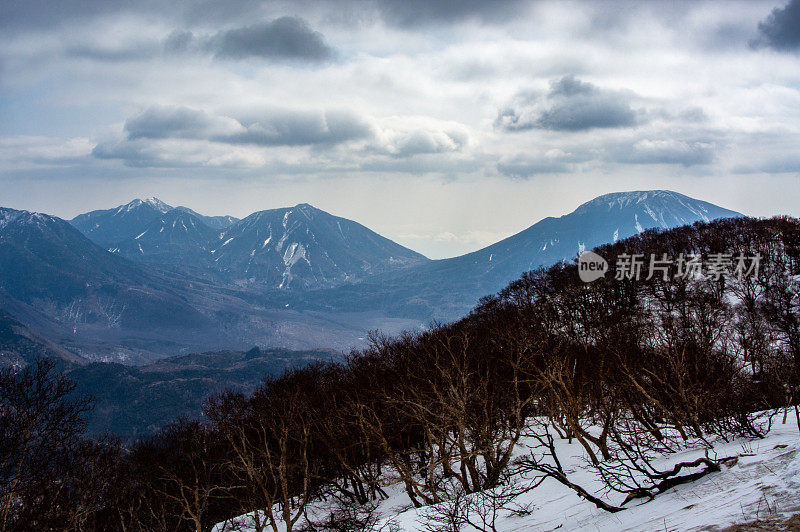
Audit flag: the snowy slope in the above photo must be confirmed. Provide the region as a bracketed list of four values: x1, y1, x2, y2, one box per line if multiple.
[214, 418, 800, 532]
[422, 190, 743, 295]
[172, 206, 239, 230]
[70, 197, 239, 249]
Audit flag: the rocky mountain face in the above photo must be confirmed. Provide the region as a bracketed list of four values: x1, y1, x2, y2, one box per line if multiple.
[433, 189, 743, 289]
[0, 206, 420, 364]
[0, 206, 212, 336]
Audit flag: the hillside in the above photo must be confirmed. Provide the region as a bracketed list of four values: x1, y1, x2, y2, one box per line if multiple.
[67, 347, 338, 439]
[217, 419, 800, 531]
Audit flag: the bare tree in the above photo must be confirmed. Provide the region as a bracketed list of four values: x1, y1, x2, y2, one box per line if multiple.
[0, 359, 92, 531]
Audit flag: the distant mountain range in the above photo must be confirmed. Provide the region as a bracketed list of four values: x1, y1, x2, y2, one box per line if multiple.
[0, 190, 744, 365]
[73, 199, 427, 289]
[308, 190, 743, 319]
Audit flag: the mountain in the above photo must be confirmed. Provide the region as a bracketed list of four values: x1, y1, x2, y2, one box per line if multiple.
[70, 197, 239, 248]
[74, 200, 427, 290]
[0, 206, 147, 303]
[70, 197, 172, 248]
[0, 206, 220, 362]
[2, 190, 745, 363]
[210, 203, 428, 289]
[0, 207, 421, 362]
[311, 190, 744, 320]
[427, 189, 743, 290]
[111, 208, 220, 269]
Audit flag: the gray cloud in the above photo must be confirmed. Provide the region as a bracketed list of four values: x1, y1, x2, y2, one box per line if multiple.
[61, 17, 334, 64]
[734, 156, 800, 174]
[375, 0, 527, 27]
[496, 159, 570, 178]
[0, 0, 546, 34]
[608, 139, 715, 166]
[91, 140, 187, 168]
[210, 17, 334, 61]
[125, 107, 229, 140]
[66, 43, 160, 62]
[0, 0, 262, 34]
[163, 30, 194, 53]
[0, 0, 147, 33]
[225, 109, 372, 146]
[752, 0, 800, 51]
[122, 106, 372, 147]
[495, 149, 593, 178]
[385, 129, 468, 158]
[496, 75, 640, 132]
[96, 105, 470, 167]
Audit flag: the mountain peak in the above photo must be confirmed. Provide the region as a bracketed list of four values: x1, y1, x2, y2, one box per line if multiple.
[0, 207, 57, 231]
[570, 190, 741, 223]
[125, 197, 172, 213]
[211, 203, 427, 289]
[576, 190, 685, 210]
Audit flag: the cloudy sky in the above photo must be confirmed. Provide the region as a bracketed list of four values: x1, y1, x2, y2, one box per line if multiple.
[1, 0, 799, 258]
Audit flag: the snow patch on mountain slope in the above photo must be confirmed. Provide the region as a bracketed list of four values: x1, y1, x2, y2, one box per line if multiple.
[0, 208, 23, 230]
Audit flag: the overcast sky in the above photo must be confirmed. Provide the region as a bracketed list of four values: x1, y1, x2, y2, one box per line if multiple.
[1, 0, 799, 258]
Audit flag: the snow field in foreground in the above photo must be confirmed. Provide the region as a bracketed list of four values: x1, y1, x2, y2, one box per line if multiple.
[215, 417, 800, 532]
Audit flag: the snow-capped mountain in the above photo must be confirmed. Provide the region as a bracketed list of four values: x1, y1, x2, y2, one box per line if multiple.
[0, 206, 145, 302]
[3, 190, 747, 363]
[70, 197, 239, 248]
[444, 189, 743, 285]
[0, 205, 418, 364]
[211, 203, 428, 289]
[111, 208, 221, 268]
[73, 199, 427, 290]
[70, 197, 174, 247]
[316, 190, 744, 320]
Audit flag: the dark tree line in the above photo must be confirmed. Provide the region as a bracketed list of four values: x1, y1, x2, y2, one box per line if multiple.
[1, 216, 798, 531]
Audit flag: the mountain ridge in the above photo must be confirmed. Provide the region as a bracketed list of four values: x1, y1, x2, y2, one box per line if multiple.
[304, 190, 744, 320]
[0, 190, 747, 363]
[73, 199, 429, 290]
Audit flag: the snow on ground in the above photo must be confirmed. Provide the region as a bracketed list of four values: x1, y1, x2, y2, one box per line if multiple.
[215, 416, 800, 531]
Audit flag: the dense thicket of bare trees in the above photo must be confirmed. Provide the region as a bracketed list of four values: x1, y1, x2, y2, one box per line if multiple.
[2, 216, 798, 531]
